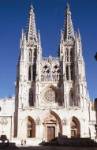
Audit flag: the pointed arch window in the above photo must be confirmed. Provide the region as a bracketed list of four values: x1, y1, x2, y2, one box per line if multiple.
[33, 63, 36, 81]
[33, 46, 37, 62]
[29, 49, 32, 62]
[29, 88, 34, 106]
[28, 66, 32, 81]
[70, 64, 74, 80]
[69, 89, 80, 107]
[27, 117, 36, 138]
[66, 65, 69, 80]
[70, 49, 74, 62]
[65, 48, 69, 62]
[69, 89, 74, 106]
[71, 117, 80, 138]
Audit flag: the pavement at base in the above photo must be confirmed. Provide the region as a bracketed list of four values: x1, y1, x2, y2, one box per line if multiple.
[1, 146, 97, 150]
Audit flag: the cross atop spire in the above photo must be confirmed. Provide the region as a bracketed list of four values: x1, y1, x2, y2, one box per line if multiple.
[64, 2, 75, 41]
[27, 4, 37, 42]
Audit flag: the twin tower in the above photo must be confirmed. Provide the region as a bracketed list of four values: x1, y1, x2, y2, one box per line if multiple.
[14, 3, 96, 143]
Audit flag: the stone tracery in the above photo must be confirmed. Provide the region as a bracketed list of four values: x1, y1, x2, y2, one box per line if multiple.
[41, 60, 60, 81]
[44, 87, 56, 102]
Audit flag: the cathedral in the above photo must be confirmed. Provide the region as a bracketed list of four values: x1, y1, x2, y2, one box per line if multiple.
[0, 3, 97, 145]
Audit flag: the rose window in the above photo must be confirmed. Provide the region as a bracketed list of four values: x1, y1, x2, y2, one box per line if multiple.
[44, 88, 55, 102]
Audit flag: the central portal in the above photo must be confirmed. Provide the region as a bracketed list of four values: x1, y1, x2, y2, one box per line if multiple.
[47, 126, 55, 141]
[44, 111, 62, 142]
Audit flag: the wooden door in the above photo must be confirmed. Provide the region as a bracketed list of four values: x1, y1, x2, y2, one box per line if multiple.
[47, 126, 55, 141]
[71, 129, 77, 138]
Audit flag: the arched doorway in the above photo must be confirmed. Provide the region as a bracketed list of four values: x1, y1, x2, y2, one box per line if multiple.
[71, 117, 80, 138]
[43, 111, 62, 142]
[27, 116, 36, 138]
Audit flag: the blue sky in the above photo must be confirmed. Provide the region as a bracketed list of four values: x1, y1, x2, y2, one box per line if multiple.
[0, 0, 97, 99]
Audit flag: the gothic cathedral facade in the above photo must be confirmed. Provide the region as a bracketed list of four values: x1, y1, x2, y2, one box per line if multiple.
[14, 4, 96, 143]
[0, 3, 96, 145]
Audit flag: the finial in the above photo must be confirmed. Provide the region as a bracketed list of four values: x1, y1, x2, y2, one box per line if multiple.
[30, 4, 34, 11]
[27, 2, 37, 42]
[22, 28, 24, 34]
[64, 0, 74, 40]
[29, 3, 34, 15]
[60, 30, 64, 42]
[21, 28, 24, 40]
[38, 31, 40, 39]
[78, 28, 80, 35]
[77, 29, 81, 40]
[67, 2, 70, 10]
[38, 31, 41, 43]
[66, 1, 70, 12]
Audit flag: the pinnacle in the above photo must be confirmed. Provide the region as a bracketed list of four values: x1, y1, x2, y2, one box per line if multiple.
[77, 29, 81, 40]
[30, 4, 34, 11]
[64, 1, 74, 40]
[27, 3, 37, 42]
[66, 2, 70, 11]
[29, 4, 34, 15]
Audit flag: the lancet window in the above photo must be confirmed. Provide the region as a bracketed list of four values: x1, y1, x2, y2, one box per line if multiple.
[65, 48, 69, 62]
[69, 89, 74, 106]
[69, 89, 80, 107]
[66, 65, 69, 80]
[52, 65, 60, 81]
[28, 66, 32, 81]
[29, 49, 32, 62]
[70, 64, 74, 80]
[29, 88, 34, 106]
[33, 63, 36, 81]
[70, 49, 73, 62]
[41, 65, 50, 81]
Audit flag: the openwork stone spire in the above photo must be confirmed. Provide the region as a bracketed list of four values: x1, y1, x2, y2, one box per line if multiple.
[64, 3, 75, 41]
[75, 29, 83, 58]
[77, 29, 82, 56]
[27, 5, 37, 41]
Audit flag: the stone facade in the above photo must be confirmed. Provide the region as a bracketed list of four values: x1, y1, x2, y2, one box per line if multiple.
[0, 97, 15, 140]
[0, 3, 97, 145]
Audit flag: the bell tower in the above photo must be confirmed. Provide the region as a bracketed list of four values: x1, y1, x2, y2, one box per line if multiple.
[59, 3, 89, 108]
[15, 5, 42, 108]
[14, 5, 42, 138]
